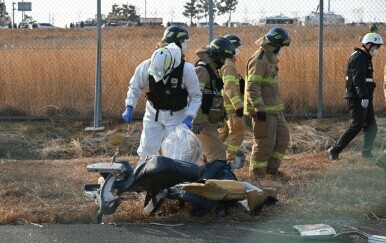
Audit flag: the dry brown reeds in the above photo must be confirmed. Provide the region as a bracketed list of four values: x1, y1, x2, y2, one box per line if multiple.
[0, 26, 384, 117]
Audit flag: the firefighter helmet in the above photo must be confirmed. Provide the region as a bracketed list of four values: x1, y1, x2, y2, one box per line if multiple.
[206, 37, 236, 60]
[223, 34, 242, 48]
[162, 25, 190, 43]
[265, 28, 291, 47]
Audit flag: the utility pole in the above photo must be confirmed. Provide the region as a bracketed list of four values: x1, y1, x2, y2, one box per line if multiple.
[21, 0, 23, 21]
[12, 2, 16, 28]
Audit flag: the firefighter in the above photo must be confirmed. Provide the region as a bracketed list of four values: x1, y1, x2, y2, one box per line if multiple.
[328, 33, 383, 160]
[218, 34, 245, 161]
[384, 65, 386, 106]
[122, 43, 202, 161]
[245, 28, 291, 178]
[192, 37, 236, 162]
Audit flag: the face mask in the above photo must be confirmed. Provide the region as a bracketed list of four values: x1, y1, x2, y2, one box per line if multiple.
[235, 48, 240, 56]
[276, 48, 284, 58]
[181, 42, 188, 53]
[370, 48, 379, 57]
[215, 59, 224, 69]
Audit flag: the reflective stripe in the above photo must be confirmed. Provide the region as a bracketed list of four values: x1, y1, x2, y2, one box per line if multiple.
[230, 96, 242, 106]
[223, 75, 239, 84]
[247, 74, 277, 84]
[265, 103, 284, 112]
[226, 143, 241, 152]
[272, 151, 284, 160]
[252, 97, 263, 106]
[224, 103, 234, 111]
[247, 74, 263, 83]
[261, 77, 278, 84]
[366, 78, 374, 83]
[251, 160, 268, 169]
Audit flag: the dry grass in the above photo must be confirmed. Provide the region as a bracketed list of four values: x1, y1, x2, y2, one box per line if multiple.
[0, 26, 385, 117]
[0, 119, 385, 226]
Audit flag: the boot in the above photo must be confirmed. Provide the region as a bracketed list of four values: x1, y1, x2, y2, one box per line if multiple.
[327, 147, 339, 161]
[267, 169, 291, 181]
[250, 168, 266, 178]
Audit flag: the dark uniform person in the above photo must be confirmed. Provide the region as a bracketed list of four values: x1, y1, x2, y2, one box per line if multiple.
[328, 33, 383, 160]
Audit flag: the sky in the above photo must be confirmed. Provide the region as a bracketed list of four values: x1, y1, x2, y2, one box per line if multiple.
[2, 0, 386, 27]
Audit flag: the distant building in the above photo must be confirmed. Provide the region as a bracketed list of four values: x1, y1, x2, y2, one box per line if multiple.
[303, 11, 345, 26]
[140, 17, 162, 26]
[259, 16, 295, 26]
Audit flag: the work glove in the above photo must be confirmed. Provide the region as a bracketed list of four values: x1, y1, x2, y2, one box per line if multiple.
[191, 123, 202, 134]
[235, 108, 244, 118]
[255, 111, 266, 122]
[361, 99, 369, 108]
[122, 106, 133, 123]
[181, 116, 193, 129]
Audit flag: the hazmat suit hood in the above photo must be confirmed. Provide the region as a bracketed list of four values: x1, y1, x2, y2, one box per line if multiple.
[255, 36, 280, 65]
[195, 47, 218, 73]
[166, 43, 182, 68]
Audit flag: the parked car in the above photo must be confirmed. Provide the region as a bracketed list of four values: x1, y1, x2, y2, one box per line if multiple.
[197, 22, 220, 28]
[18, 22, 32, 29]
[33, 23, 57, 29]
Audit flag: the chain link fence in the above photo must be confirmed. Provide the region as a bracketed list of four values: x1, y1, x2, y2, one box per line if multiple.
[0, 0, 385, 119]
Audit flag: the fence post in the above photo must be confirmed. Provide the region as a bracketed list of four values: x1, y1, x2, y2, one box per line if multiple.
[86, 0, 104, 131]
[209, 0, 214, 42]
[318, 0, 324, 119]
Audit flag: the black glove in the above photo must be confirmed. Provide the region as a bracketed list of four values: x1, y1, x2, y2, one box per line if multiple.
[235, 108, 244, 117]
[255, 111, 266, 121]
[192, 124, 202, 134]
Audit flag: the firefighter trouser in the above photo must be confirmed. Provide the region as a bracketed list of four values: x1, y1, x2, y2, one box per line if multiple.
[196, 122, 227, 162]
[331, 99, 377, 155]
[384, 83, 386, 106]
[218, 113, 245, 160]
[250, 112, 290, 175]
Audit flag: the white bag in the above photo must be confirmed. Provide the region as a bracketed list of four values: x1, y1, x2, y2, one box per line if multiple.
[161, 124, 204, 167]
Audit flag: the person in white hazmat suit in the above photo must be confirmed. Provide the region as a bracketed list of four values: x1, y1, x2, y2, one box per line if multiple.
[122, 43, 202, 161]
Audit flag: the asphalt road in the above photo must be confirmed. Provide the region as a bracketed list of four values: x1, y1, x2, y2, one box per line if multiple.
[2, 220, 383, 243]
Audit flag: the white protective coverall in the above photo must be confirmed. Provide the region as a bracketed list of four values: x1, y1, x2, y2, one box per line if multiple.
[125, 43, 202, 160]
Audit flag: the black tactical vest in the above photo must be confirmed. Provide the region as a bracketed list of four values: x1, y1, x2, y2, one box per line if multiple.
[195, 61, 223, 114]
[146, 60, 188, 112]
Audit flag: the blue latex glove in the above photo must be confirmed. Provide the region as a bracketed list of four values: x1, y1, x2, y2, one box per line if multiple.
[122, 106, 133, 123]
[181, 116, 193, 129]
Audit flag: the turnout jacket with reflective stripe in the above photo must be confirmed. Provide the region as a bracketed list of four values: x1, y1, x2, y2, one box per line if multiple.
[220, 58, 243, 112]
[244, 36, 284, 115]
[345, 48, 375, 101]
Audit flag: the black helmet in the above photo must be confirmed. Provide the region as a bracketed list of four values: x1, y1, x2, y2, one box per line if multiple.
[265, 28, 291, 47]
[162, 25, 190, 43]
[206, 37, 236, 60]
[224, 34, 242, 48]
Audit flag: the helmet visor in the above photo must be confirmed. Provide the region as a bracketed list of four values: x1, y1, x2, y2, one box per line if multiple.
[148, 68, 165, 82]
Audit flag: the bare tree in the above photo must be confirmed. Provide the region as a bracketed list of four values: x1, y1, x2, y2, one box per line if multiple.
[216, 0, 238, 26]
[183, 0, 200, 26]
